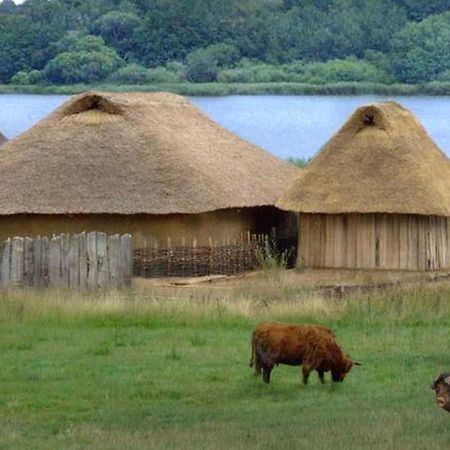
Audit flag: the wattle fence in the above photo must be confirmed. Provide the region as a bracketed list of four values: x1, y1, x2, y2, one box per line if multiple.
[0, 232, 132, 289]
[133, 234, 297, 278]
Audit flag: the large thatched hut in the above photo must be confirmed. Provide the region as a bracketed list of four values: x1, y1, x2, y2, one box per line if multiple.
[0, 132, 6, 146]
[278, 102, 450, 271]
[0, 92, 297, 250]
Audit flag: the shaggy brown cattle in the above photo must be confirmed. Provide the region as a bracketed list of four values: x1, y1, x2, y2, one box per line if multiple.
[250, 321, 360, 384]
[431, 373, 450, 412]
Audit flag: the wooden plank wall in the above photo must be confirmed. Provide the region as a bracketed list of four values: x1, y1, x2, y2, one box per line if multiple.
[298, 213, 450, 271]
[0, 232, 132, 289]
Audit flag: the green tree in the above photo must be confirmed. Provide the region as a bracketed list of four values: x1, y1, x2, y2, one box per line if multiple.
[92, 11, 141, 58]
[43, 41, 124, 84]
[185, 43, 239, 82]
[391, 12, 450, 82]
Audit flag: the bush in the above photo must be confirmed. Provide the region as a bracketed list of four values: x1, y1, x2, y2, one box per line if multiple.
[185, 43, 240, 82]
[216, 58, 390, 84]
[43, 50, 124, 84]
[108, 64, 181, 84]
[10, 69, 43, 85]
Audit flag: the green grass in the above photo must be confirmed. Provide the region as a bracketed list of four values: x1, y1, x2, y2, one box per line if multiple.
[4, 81, 450, 96]
[1, 285, 450, 449]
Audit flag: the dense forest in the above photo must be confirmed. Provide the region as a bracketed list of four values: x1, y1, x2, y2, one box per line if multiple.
[2, 0, 450, 86]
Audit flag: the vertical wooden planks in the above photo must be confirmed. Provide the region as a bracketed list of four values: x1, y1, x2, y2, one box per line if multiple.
[68, 234, 80, 289]
[0, 238, 11, 288]
[108, 234, 120, 287]
[398, 215, 409, 270]
[86, 232, 98, 289]
[10, 237, 25, 287]
[24, 237, 34, 287]
[346, 214, 357, 269]
[120, 234, 132, 287]
[78, 233, 88, 289]
[97, 232, 109, 288]
[49, 235, 61, 287]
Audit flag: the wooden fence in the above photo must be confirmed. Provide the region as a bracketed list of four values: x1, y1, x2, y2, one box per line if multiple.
[0, 232, 132, 289]
[133, 233, 297, 278]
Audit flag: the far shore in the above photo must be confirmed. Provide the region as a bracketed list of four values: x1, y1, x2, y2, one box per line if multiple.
[3, 81, 450, 96]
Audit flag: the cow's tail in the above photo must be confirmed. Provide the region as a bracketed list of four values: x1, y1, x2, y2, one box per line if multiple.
[250, 333, 262, 377]
[250, 333, 256, 368]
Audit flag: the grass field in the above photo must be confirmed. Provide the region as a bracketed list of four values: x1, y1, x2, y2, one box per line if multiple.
[1, 281, 450, 449]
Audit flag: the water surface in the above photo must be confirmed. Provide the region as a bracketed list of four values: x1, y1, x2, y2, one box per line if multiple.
[1, 94, 450, 159]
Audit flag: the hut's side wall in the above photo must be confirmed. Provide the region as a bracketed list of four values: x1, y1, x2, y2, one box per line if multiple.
[299, 213, 450, 270]
[0, 207, 294, 248]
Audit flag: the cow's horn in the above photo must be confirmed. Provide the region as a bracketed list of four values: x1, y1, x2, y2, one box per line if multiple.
[444, 376, 450, 385]
[353, 361, 362, 366]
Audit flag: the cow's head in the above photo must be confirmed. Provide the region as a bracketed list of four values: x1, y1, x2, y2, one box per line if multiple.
[431, 373, 450, 412]
[332, 355, 362, 382]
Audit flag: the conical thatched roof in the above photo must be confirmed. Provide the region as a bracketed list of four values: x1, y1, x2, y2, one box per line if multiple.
[278, 102, 450, 217]
[0, 92, 297, 215]
[0, 132, 6, 146]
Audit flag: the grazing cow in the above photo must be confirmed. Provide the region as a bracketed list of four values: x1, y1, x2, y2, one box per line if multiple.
[250, 321, 360, 384]
[431, 373, 450, 412]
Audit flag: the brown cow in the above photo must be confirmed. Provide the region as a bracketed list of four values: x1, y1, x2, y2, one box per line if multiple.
[431, 373, 450, 412]
[250, 321, 361, 384]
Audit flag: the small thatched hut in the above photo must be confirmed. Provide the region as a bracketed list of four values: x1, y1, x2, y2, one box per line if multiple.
[278, 102, 450, 271]
[0, 92, 297, 248]
[0, 132, 6, 146]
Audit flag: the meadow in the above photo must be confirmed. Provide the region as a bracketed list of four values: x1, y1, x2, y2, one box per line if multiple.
[1, 278, 450, 449]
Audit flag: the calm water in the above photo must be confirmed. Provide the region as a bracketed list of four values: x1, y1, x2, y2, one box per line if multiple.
[1, 94, 450, 159]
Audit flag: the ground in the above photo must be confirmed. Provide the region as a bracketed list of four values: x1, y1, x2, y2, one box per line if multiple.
[1, 270, 450, 449]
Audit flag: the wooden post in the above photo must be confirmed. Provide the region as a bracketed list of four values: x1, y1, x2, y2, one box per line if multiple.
[0, 238, 11, 289]
[120, 234, 132, 287]
[49, 235, 62, 287]
[78, 233, 88, 289]
[10, 237, 25, 288]
[24, 237, 34, 287]
[68, 234, 80, 289]
[87, 232, 98, 288]
[97, 232, 108, 288]
[108, 234, 120, 288]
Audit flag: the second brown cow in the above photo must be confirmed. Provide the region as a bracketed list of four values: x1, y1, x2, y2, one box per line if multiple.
[250, 321, 360, 384]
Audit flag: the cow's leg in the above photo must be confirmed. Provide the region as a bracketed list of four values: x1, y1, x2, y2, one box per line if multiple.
[262, 366, 273, 384]
[317, 369, 325, 384]
[302, 364, 312, 385]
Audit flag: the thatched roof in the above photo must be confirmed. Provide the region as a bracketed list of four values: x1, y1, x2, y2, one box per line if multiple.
[278, 102, 450, 217]
[0, 132, 6, 146]
[0, 92, 298, 215]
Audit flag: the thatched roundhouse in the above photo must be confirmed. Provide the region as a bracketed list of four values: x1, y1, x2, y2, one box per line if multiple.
[0, 132, 6, 146]
[278, 102, 450, 271]
[0, 92, 297, 249]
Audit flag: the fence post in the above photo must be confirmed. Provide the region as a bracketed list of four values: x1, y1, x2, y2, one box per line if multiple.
[120, 234, 132, 287]
[49, 235, 62, 287]
[10, 237, 25, 288]
[108, 234, 120, 288]
[68, 234, 80, 289]
[97, 232, 108, 288]
[24, 237, 34, 287]
[0, 238, 11, 289]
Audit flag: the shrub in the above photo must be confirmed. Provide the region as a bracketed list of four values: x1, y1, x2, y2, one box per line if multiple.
[11, 69, 43, 85]
[43, 49, 124, 84]
[185, 43, 240, 82]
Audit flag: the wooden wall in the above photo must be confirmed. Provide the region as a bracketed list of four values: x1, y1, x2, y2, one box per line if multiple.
[299, 213, 450, 270]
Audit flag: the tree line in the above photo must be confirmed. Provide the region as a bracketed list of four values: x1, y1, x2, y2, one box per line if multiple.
[1, 0, 450, 85]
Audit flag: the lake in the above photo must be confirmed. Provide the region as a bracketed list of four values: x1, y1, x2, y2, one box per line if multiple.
[1, 94, 450, 159]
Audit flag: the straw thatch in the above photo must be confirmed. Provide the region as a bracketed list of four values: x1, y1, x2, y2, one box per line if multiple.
[0, 132, 6, 146]
[278, 102, 450, 217]
[0, 92, 297, 215]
